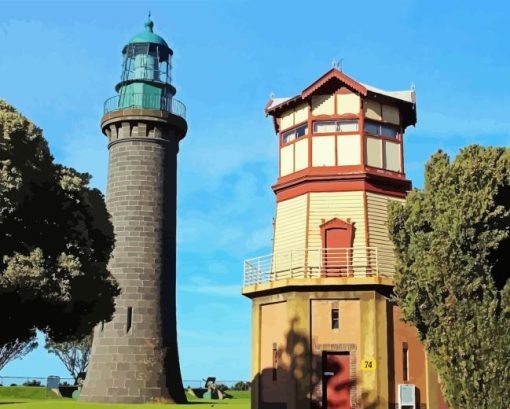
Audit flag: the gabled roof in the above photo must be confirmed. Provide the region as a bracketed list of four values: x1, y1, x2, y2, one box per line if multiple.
[265, 68, 417, 130]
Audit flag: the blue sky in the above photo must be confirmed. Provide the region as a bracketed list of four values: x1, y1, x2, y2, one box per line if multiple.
[1, 0, 509, 382]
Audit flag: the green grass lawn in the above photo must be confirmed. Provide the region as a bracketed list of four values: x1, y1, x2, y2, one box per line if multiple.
[0, 387, 250, 409]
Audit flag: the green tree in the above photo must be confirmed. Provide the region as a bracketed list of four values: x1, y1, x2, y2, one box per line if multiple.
[45, 335, 91, 384]
[388, 145, 510, 409]
[0, 100, 119, 357]
[0, 338, 38, 372]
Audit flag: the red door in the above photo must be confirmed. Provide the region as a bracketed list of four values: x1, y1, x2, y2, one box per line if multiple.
[323, 227, 352, 277]
[323, 353, 351, 409]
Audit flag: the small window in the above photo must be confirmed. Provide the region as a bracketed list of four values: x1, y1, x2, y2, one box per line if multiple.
[272, 342, 278, 381]
[126, 307, 133, 333]
[331, 308, 339, 329]
[365, 120, 398, 138]
[337, 120, 358, 132]
[313, 120, 359, 134]
[364, 120, 380, 135]
[314, 121, 337, 133]
[403, 342, 409, 381]
[282, 124, 308, 144]
[381, 124, 398, 138]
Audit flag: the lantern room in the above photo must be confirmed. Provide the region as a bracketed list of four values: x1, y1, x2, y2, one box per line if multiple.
[103, 16, 185, 118]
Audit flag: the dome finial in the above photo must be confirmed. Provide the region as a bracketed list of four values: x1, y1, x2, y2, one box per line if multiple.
[145, 11, 154, 32]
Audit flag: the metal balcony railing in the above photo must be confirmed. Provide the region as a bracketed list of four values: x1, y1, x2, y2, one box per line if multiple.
[103, 93, 186, 119]
[243, 247, 392, 287]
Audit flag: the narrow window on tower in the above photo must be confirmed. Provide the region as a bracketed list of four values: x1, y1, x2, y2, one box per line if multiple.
[101, 321, 104, 332]
[126, 307, 133, 334]
[272, 342, 278, 381]
[403, 342, 409, 381]
[331, 304, 339, 330]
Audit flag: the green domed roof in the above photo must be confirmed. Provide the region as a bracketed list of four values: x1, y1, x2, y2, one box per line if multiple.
[127, 18, 169, 49]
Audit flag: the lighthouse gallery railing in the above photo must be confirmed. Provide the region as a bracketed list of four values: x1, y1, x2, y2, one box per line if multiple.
[103, 93, 186, 119]
[243, 247, 393, 286]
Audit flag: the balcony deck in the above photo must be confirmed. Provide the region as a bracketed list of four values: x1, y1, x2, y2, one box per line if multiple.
[242, 247, 395, 295]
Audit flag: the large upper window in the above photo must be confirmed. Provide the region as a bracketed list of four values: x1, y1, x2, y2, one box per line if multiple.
[364, 120, 398, 138]
[313, 120, 358, 134]
[282, 124, 308, 144]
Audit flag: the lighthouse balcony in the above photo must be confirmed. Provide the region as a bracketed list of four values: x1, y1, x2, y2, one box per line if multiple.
[243, 247, 395, 292]
[104, 93, 186, 119]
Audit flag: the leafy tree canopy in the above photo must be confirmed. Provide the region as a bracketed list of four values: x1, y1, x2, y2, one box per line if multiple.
[0, 100, 119, 346]
[388, 145, 510, 409]
[45, 335, 91, 384]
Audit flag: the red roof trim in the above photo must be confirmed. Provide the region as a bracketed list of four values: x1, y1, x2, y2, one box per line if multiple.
[301, 68, 368, 99]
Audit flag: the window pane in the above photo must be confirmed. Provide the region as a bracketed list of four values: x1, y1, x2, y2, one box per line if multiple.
[331, 308, 339, 329]
[314, 121, 336, 133]
[282, 130, 295, 144]
[295, 124, 308, 138]
[381, 124, 398, 138]
[364, 121, 379, 135]
[338, 120, 358, 132]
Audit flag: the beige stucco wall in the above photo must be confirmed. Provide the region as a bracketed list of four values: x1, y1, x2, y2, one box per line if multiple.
[384, 141, 401, 172]
[260, 301, 290, 403]
[312, 95, 335, 116]
[337, 93, 360, 115]
[366, 137, 382, 168]
[337, 134, 361, 166]
[366, 192, 403, 277]
[311, 299, 361, 346]
[312, 136, 335, 167]
[294, 139, 308, 172]
[280, 144, 294, 176]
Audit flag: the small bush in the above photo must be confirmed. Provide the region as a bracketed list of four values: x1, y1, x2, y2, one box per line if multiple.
[22, 380, 41, 387]
[232, 381, 251, 391]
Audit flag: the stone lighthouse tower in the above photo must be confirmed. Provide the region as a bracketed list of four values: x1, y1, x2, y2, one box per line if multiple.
[80, 17, 187, 404]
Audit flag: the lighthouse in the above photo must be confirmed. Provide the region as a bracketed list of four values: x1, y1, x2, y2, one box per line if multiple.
[243, 69, 448, 409]
[80, 17, 187, 404]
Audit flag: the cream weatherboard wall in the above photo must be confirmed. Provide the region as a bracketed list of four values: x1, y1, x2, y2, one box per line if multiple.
[312, 95, 335, 116]
[364, 100, 382, 121]
[294, 139, 308, 171]
[337, 135, 361, 166]
[364, 99, 401, 125]
[366, 192, 403, 277]
[280, 144, 294, 176]
[280, 103, 309, 131]
[273, 195, 308, 271]
[366, 137, 383, 168]
[384, 141, 401, 172]
[307, 191, 366, 248]
[312, 136, 335, 166]
[337, 93, 360, 115]
[381, 104, 400, 125]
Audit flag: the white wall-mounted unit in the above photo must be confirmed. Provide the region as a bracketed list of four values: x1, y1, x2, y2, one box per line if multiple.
[398, 384, 416, 409]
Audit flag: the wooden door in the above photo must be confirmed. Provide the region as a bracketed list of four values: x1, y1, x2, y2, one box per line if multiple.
[323, 353, 351, 409]
[321, 219, 353, 277]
